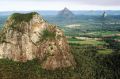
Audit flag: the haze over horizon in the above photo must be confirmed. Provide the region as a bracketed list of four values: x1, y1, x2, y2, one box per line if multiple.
[0, 0, 120, 11]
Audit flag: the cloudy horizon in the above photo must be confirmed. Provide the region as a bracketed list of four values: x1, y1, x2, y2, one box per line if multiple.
[0, 0, 120, 11]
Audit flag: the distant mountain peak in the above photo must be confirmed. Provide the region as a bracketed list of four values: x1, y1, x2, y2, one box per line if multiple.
[102, 11, 107, 18]
[63, 7, 69, 11]
[57, 7, 74, 19]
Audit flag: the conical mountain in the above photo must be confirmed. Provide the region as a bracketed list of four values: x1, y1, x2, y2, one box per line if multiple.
[57, 7, 74, 19]
[102, 11, 107, 18]
[0, 12, 76, 70]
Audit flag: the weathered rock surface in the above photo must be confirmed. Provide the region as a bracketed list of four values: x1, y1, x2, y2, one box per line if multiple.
[0, 12, 76, 70]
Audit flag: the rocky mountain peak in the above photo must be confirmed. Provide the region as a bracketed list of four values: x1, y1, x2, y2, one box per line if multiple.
[102, 11, 107, 18]
[0, 12, 76, 70]
[57, 7, 74, 19]
[63, 7, 70, 11]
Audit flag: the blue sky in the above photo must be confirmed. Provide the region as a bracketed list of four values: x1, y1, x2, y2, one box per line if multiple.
[0, 0, 120, 11]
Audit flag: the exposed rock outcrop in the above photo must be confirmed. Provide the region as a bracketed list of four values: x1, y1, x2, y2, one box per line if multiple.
[0, 12, 76, 70]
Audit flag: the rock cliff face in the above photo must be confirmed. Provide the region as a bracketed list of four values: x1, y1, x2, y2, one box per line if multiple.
[0, 12, 75, 70]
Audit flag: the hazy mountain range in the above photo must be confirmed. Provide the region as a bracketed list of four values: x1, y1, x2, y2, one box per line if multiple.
[1, 10, 120, 16]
